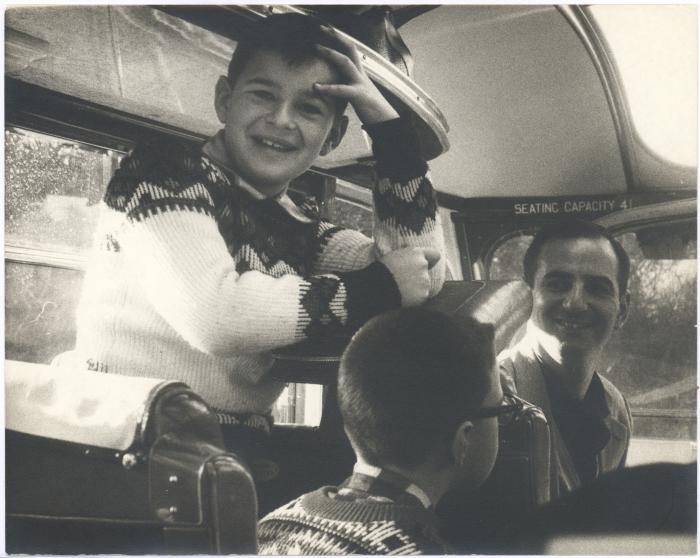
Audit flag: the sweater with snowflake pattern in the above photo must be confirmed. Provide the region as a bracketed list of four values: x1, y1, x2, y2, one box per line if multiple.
[257, 482, 448, 555]
[69, 117, 445, 415]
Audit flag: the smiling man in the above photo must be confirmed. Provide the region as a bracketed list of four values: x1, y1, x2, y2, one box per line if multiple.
[499, 219, 633, 499]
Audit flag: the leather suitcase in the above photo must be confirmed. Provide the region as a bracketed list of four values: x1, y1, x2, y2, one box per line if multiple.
[5, 360, 257, 554]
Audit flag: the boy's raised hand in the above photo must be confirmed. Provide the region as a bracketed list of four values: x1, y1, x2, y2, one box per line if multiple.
[313, 26, 400, 126]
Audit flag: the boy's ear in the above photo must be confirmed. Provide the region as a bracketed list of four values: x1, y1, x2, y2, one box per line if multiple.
[214, 76, 232, 124]
[320, 115, 349, 156]
[451, 420, 474, 468]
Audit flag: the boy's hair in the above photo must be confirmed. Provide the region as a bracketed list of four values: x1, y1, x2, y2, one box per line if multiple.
[338, 308, 495, 469]
[523, 218, 631, 295]
[228, 13, 349, 114]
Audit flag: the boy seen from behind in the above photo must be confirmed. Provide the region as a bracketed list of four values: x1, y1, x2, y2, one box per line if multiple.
[258, 308, 507, 555]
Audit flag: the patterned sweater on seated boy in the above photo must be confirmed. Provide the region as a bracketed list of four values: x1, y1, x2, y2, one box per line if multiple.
[258, 464, 449, 555]
[65, 117, 445, 416]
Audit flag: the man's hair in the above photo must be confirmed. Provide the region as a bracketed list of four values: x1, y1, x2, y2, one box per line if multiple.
[338, 308, 495, 469]
[523, 218, 631, 295]
[228, 13, 349, 114]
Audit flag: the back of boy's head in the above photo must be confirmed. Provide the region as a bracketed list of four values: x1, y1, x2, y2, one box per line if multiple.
[338, 308, 495, 470]
[228, 13, 349, 114]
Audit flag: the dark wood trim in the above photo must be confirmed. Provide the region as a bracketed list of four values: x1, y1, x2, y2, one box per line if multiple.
[5, 78, 207, 152]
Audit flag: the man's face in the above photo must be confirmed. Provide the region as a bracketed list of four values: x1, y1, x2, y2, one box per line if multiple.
[530, 236, 628, 361]
[215, 49, 344, 195]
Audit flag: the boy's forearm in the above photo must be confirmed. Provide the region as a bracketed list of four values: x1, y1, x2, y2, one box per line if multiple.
[365, 117, 446, 294]
[363, 117, 428, 183]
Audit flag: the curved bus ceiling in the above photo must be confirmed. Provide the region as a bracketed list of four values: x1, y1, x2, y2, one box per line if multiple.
[5, 5, 697, 200]
[401, 4, 697, 198]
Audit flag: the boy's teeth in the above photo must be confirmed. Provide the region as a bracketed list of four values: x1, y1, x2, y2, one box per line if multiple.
[260, 138, 288, 150]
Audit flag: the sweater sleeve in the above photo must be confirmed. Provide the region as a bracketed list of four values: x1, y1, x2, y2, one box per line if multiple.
[312, 117, 446, 296]
[106, 140, 399, 356]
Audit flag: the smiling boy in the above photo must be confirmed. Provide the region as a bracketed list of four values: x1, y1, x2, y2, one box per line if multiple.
[499, 219, 633, 499]
[64, 14, 445, 473]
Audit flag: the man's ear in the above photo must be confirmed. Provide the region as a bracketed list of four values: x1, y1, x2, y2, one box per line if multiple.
[615, 291, 631, 330]
[320, 115, 349, 156]
[451, 420, 474, 468]
[214, 76, 232, 124]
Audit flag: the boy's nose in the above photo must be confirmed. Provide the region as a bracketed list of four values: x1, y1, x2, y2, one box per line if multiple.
[266, 103, 295, 129]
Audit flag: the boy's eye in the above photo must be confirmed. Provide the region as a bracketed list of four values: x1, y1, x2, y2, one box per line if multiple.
[250, 90, 275, 101]
[298, 102, 325, 117]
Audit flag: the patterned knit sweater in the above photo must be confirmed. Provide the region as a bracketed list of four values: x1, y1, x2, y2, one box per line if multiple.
[66, 118, 444, 414]
[258, 485, 448, 555]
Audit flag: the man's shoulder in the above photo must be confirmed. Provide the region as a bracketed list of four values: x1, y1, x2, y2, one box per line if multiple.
[498, 339, 537, 374]
[597, 373, 630, 415]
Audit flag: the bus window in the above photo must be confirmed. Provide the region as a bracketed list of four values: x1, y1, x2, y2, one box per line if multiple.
[332, 197, 373, 238]
[488, 234, 533, 281]
[602, 230, 697, 442]
[5, 128, 122, 363]
[6, 127, 121, 256]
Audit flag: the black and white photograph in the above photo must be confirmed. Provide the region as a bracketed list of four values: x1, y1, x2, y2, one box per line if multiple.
[4, 3, 697, 555]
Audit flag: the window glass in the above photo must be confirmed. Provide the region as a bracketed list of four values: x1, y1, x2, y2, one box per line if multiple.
[602, 231, 696, 440]
[489, 235, 532, 281]
[272, 383, 324, 427]
[589, 5, 697, 167]
[5, 262, 83, 364]
[5, 127, 122, 256]
[487, 226, 697, 440]
[331, 197, 373, 237]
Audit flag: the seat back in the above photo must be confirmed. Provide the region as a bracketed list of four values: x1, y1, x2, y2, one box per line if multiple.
[437, 395, 551, 553]
[5, 360, 257, 554]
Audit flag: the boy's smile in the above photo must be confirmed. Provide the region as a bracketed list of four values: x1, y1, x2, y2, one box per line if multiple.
[215, 49, 345, 196]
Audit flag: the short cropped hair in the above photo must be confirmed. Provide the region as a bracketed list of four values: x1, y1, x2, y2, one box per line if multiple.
[228, 13, 349, 115]
[338, 308, 495, 469]
[523, 218, 631, 295]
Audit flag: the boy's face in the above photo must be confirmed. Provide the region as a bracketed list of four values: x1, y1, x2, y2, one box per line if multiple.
[215, 49, 346, 195]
